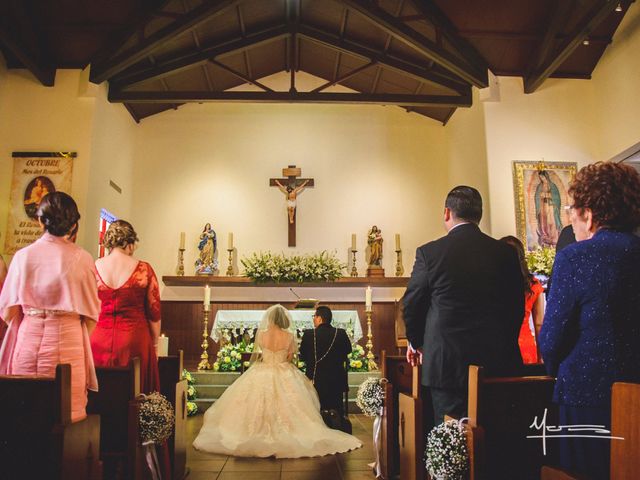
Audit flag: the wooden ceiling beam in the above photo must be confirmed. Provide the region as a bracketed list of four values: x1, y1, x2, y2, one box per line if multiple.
[410, 0, 489, 75]
[109, 90, 472, 108]
[112, 25, 289, 88]
[299, 25, 470, 95]
[340, 0, 487, 87]
[0, 26, 55, 86]
[524, 0, 620, 93]
[458, 30, 612, 44]
[312, 61, 376, 92]
[91, 0, 246, 83]
[90, 0, 173, 72]
[208, 59, 274, 91]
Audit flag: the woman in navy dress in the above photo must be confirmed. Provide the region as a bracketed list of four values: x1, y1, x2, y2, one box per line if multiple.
[540, 161, 640, 479]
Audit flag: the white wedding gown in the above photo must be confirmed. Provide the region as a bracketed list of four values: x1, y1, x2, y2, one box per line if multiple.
[193, 345, 362, 458]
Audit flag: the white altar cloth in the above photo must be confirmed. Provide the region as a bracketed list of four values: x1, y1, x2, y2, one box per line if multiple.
[211, 310, 362, 343]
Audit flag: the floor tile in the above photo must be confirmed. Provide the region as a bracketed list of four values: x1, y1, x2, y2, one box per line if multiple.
[217, 472, 280, 480]
[222, 457, 282, 472]
[337, 458, 374, 471]
[188, 460, 227, 472]
[281, 456, 338, 471]
[186, 472, 220, 480]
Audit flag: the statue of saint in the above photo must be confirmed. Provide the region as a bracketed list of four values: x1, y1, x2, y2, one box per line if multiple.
[275, 179, 310, 224]
[367, 225, 383, 267]
[195, 223, 218, 275]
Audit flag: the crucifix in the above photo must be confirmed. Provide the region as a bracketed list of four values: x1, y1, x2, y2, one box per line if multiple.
[270, 165, 314, 247]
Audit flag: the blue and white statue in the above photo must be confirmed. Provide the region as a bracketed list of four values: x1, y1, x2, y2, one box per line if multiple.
[195, 223, 218, 275]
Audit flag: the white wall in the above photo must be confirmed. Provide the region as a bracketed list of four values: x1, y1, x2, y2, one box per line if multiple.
[130, 72, 450, 280]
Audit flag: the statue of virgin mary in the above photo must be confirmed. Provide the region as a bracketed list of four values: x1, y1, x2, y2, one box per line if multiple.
[195, 223, 219, 275]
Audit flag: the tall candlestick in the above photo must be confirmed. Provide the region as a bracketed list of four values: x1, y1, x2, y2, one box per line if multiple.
[395, 233, 400, 251]
[351, 233, 357, 251]
[228, 232, 233, 250]
[179, 231, 185, 250]
[365, 286, 372, 311]
[204, 285, 211, 311]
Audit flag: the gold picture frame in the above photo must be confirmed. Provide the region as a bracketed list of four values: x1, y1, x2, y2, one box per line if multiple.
[512, 161, 577, 251]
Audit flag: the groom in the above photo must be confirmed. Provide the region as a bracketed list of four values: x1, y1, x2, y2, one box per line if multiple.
[299, 306, 352, 414]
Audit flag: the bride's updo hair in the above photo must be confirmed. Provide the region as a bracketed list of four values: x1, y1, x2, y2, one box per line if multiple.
[37, 192, 80, 237]
[270, 305, 291, 330]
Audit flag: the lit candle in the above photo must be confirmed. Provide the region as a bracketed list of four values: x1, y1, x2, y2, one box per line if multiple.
[179, 232, 185, 250]
[157, 334, 169, 357]
[365, 286, 372, 311]
[395, 233, 400, 251]
[228, 232, 234, 250]
[204, 285, 211, 311]
[351, 233, 356, 251]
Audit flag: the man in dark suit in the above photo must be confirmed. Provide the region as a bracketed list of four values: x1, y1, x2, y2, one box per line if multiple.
[403, 186, 524, 425]
[299, 306, 352, 413]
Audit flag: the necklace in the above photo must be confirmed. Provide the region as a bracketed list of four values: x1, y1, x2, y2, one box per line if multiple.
[312, 327, 338, 385]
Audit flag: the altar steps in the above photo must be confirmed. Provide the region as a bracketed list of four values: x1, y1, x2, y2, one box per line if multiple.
[190, 370, 381, 413]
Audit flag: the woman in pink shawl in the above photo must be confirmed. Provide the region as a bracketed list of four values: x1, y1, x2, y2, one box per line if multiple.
[0, 192, 100, 421]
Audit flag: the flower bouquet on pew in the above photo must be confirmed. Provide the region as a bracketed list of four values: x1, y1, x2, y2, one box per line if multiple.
[424, 418, 469, 480]
[356, 377, 387, 478]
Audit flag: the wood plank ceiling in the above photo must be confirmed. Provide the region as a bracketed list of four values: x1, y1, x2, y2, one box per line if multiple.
[0, 0, 634, 124]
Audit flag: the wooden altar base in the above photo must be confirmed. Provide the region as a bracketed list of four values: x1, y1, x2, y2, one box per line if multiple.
[189, 370, 381, 413]
[366, 266, 385, 278]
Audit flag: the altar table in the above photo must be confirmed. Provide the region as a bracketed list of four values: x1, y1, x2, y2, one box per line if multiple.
[211, 310, 363, 343]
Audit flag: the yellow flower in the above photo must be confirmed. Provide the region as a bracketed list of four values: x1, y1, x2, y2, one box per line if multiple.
[224, 356, 231, 363]
[230, 366, 236, 371]
[243, 361, 250, 367]
[350, 361, 357, 368]
[213, 362, 219, 371]
[355, 361, 362, 369]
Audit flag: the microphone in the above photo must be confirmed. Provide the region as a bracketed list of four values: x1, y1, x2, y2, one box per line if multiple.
[289, 287, 301, 299]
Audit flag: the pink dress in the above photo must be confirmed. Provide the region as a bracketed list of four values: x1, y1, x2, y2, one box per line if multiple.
[0, 232, 100, 422]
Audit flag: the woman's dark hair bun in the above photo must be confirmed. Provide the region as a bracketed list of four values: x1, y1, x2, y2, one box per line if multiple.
[37, 192, 80, 237]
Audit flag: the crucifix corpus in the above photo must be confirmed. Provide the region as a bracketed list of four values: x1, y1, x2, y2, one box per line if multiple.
[270, 165, 314, 247]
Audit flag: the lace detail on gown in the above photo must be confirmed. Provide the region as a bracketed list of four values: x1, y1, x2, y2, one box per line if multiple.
[193, 345, 362, 458]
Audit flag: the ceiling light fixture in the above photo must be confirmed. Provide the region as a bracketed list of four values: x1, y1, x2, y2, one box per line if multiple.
[615, 3, 623, 12]
[583, 38, 590, 46]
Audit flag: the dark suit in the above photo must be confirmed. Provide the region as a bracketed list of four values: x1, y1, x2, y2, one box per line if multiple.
[403, 223, 524, 422]
[299, 323, 351, 412]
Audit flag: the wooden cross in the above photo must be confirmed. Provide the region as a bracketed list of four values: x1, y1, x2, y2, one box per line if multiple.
[269, 165, 314, 247]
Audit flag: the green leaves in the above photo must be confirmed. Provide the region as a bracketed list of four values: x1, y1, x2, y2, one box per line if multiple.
[241, 251, 346, 283]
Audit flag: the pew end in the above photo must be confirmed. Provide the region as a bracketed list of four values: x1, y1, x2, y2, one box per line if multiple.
[159, 350, 188, 480]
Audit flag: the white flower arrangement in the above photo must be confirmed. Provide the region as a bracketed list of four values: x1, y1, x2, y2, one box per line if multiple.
[213, 341, 254, 372]
[241, 251, 345, 283]
[355, 377, 386, 417]
[424, 419, 469, 480]
[525, 245, 556, 277]
[348, 344, 368, 372]
[138, 392, 175, 445]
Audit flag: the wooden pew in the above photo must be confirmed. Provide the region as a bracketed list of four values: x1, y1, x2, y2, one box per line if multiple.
[158, 351, 188, 480]
[541, 381, 640, 480]
[466, 365, 556, 480]
[380, 351, 424, 480]
[0, 364, 101, 480]
[87, 358, 145, 480]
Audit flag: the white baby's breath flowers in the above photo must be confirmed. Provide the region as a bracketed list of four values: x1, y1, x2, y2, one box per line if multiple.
[424, 419, 469, 480]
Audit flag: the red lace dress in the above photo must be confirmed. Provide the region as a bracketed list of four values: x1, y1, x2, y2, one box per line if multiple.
[91, 261, 161, 393]
[519, 278, 544, 364]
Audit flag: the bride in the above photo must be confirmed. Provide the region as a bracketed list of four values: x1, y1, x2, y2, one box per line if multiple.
[193, 304, 362, 458]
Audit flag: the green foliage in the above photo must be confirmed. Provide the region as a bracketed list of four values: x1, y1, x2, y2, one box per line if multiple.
[214, 341, 254, 372]
[241, 251, 345, 283]
[347, 344, 369, 372]
[181, 369, 198, 416]
[525, 245, 556, 276]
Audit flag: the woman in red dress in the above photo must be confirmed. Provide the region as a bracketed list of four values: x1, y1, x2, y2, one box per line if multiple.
[500, 236, 545, 364]
[91, 220, 162, 393]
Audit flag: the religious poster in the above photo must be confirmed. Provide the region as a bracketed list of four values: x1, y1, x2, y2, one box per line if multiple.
[512, 161, 577, 251]
[4, 152, 75, 254]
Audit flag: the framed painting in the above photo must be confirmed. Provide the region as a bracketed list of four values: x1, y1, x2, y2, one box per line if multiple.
[512, 161, 578, 251]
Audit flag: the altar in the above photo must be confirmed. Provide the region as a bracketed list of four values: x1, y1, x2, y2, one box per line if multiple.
[211, 310, 363, 343]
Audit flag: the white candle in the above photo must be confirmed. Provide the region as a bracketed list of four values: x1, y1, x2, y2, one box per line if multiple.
[365, 286, 372, 311]
[204, 285, 211, 311]
[228, 232, 233, 250]
[179, 232, 185, 250]
[395, 233, 400, 251]
[157, 334, 169, 357]
[351, 233, 356, 251]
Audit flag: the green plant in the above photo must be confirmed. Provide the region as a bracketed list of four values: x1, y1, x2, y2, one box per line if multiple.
[213, 341, 254, 372]
[348, 344, 368, 372]
[525, 246, 556, 277]
[241, 251, 345, 283]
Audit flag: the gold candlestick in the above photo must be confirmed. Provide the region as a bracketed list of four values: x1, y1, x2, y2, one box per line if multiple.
[226, 248, 234, 276]
[176, 248, 185, 276]
[395, 249, 403, 277]
[198, 308, 212, 370]
[365, 309, 378, 370]
[350, 250, 358, 277]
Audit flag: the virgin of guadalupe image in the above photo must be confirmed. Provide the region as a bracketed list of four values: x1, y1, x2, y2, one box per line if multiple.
[195, 223, 219, 275]
[534, 170, 563, 247]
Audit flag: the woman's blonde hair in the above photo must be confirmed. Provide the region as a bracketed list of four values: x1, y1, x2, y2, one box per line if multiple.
[270, 305, 291, 330]
[103, 220, 139, 250]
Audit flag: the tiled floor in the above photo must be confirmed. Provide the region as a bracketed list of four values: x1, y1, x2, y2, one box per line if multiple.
[185, 414, 377, 480]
